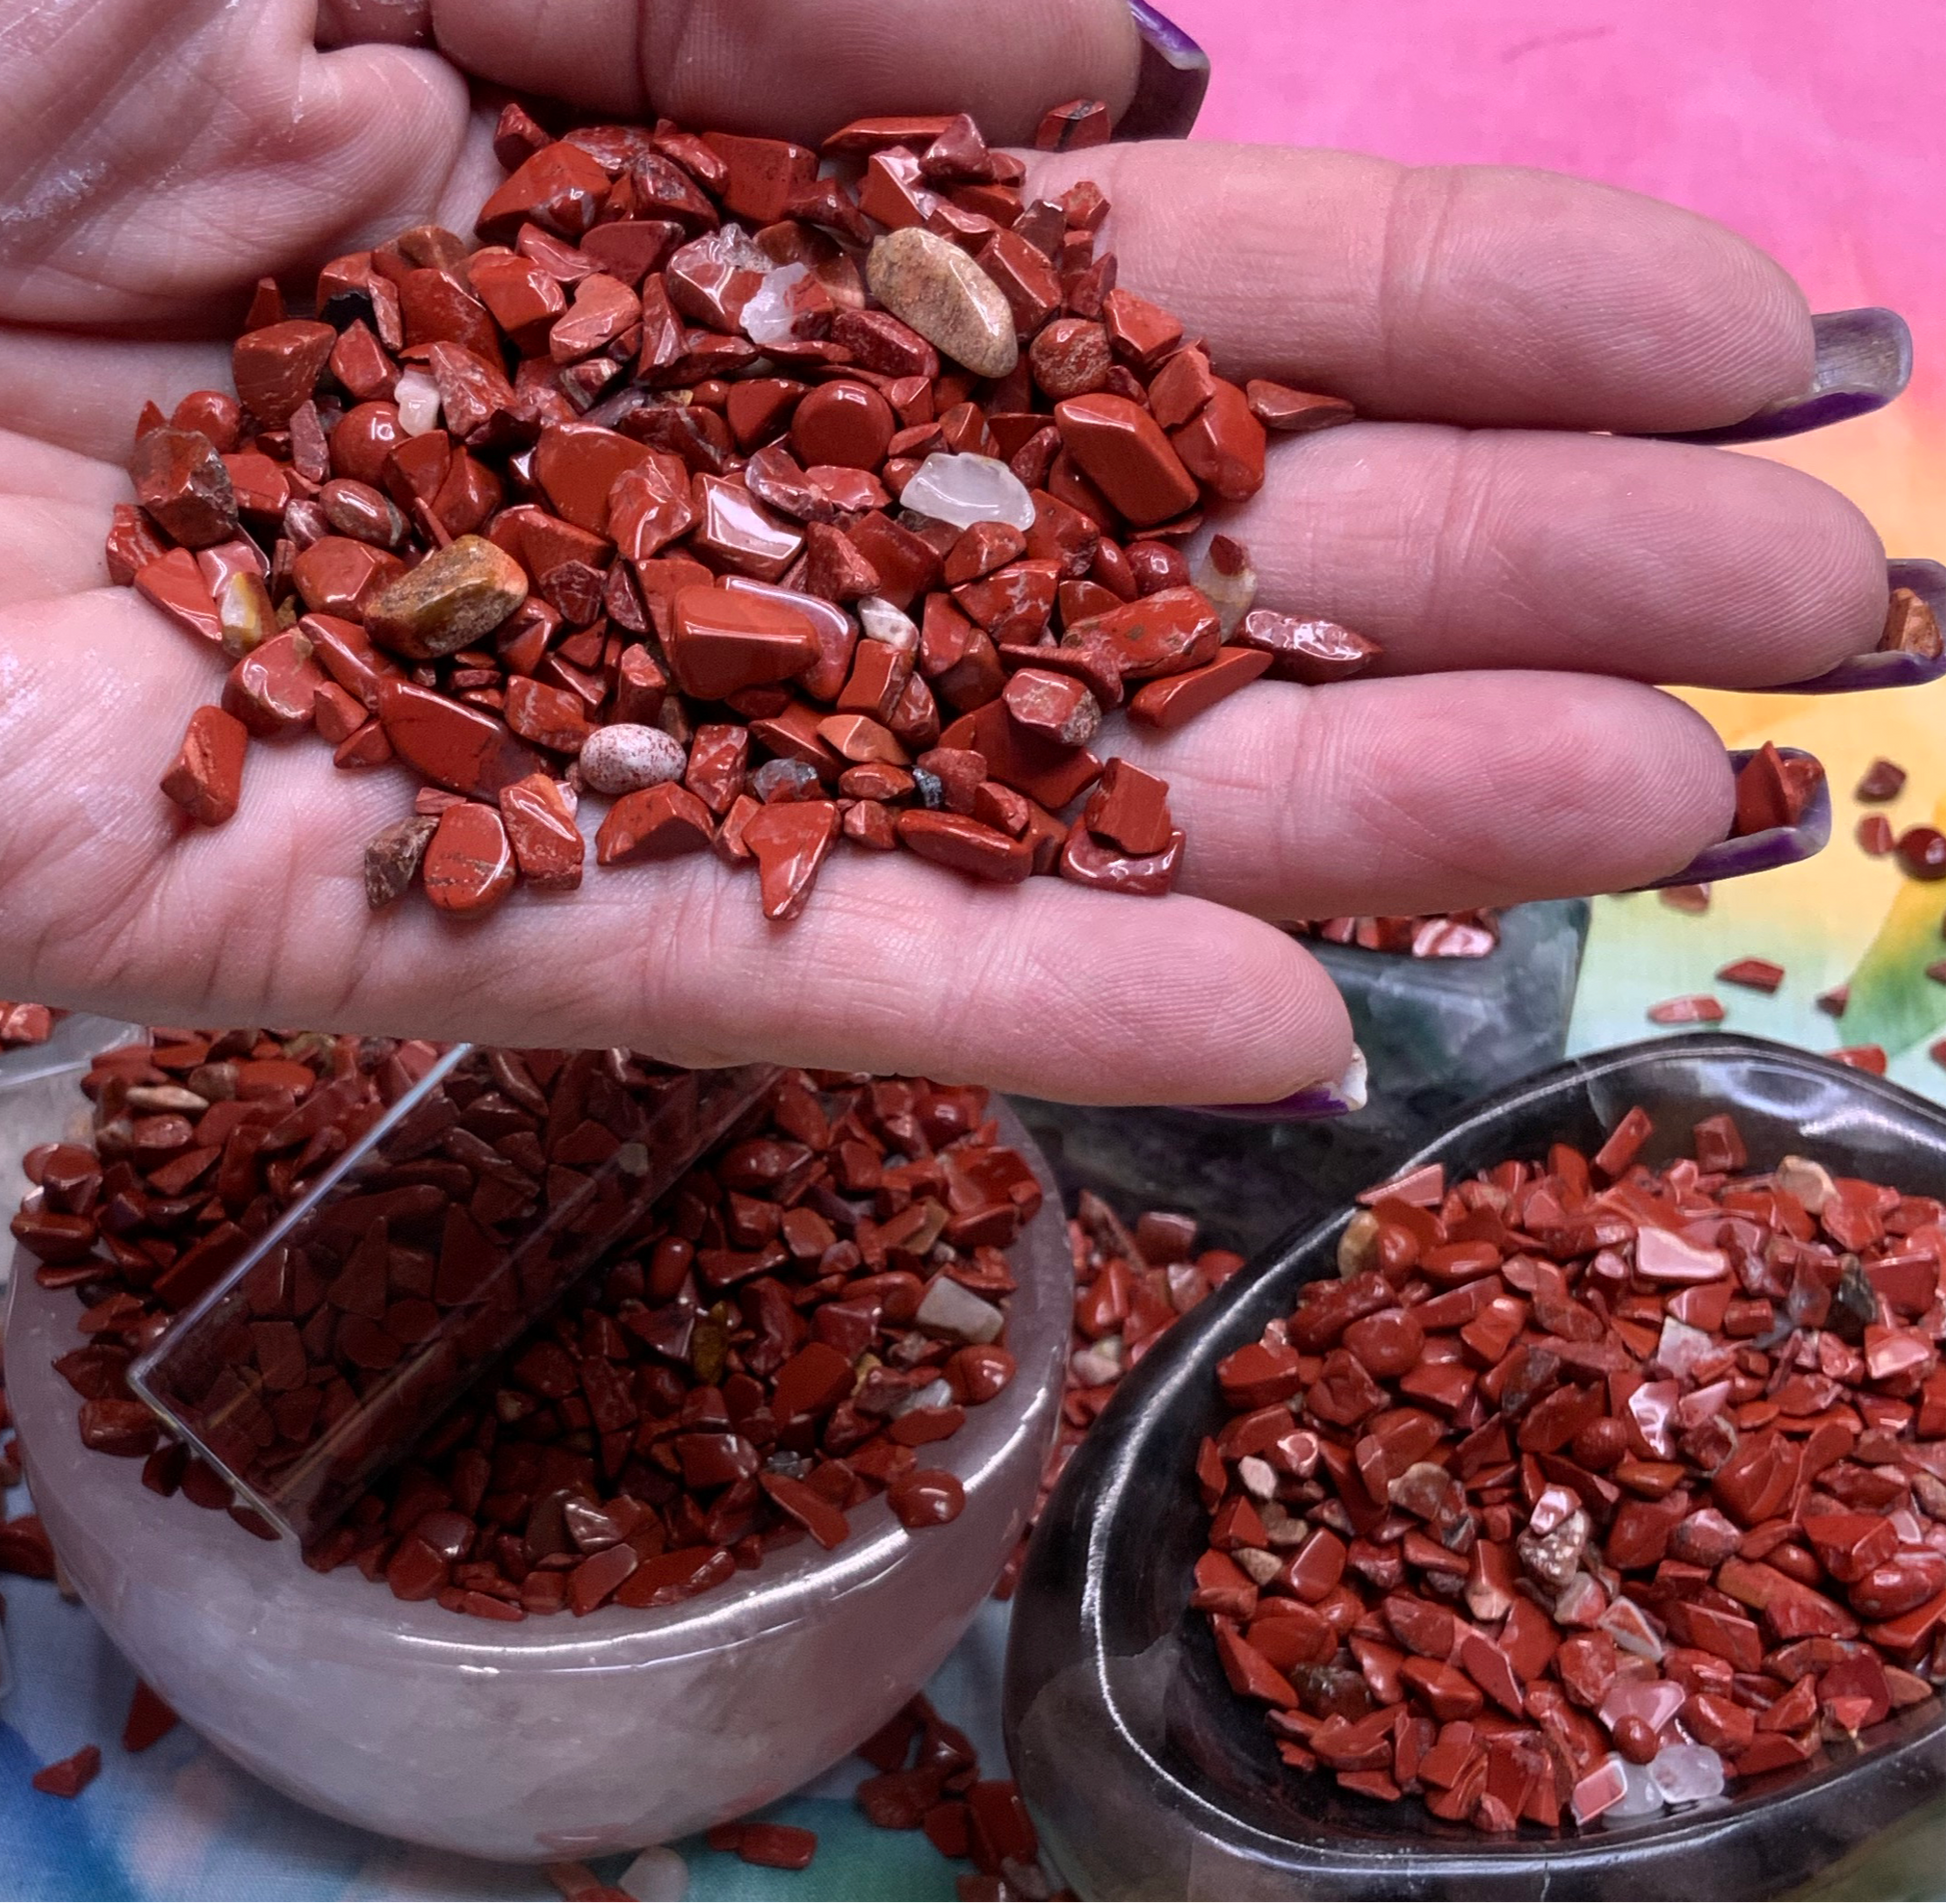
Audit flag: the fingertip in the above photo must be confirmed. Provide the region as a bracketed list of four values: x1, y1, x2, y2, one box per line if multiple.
[1384, 165, 1818, 432]
[1595, 180, 1817, 432]
[1711, 454, 1890, 681]
[1504, 676, 1735, 892]
[1312, 672, 1737, 905]
[693, 864, 1352, 1109]
[1042, 898, 1355, 1107]
[1197, 921, 1358, 1107]
[1536, 438, 1890, 685]
[1625, 686, 1740, 872]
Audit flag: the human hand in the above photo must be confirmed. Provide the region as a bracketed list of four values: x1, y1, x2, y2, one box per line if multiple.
[0, 0, 1903, 1105]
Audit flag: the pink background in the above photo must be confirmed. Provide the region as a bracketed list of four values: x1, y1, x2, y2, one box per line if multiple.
[1177, 0, 1941, 551]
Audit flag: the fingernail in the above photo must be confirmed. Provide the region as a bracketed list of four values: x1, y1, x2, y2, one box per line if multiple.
[1116, 2, 1211, 141]
[1651, 307, 1912, 446]
[1777, 559, 1946, 692]
[1187, 1044, 1368, 1123]
[1633, 745, 1831, 890]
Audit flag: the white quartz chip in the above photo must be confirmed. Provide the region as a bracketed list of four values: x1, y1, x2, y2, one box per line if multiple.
[618, 1845, 689, 1900]
[742, 263, 812, 347]
[898, 452, 1037, 533]
[1649, 1742, 1726, 1807]
[915, 1274, 1005, 1344]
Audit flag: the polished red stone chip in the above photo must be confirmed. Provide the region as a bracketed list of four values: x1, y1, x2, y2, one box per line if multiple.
[1647, 994, 1726, 1026]
[0, 1001, 59, 1048]
[30, 1745, 102, 1798]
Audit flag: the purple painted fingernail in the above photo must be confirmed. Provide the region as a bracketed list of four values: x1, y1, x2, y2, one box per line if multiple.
[1116, 2, 1211, 141]
[1652, 308, 1911, 446]
[1777, 559, 1946, 692]
[1187, 1045, 1367, 1123]
[1634, 746, 1831, 891]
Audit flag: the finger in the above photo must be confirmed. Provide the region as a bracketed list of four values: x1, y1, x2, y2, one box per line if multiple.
[424, 0, 1139, 146]
[315, 0, 433, 47]
[1113, 671, 1734, 922]
[0, 429, 130, 607]
[0, 589, 1350, 1107]
[0, 336, 228, 463]
[1224, 422, 1888, 687]
[1027, 142, 1813, 433]
[0, 15, 470, 327]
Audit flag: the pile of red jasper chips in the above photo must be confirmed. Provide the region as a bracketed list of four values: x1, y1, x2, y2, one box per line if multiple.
[10, 1029, 1042, 1620]
[1192, 1107, 1946, 1833]
[1004, 1190, 1245, 1595]
[111, 102, 1379, 922]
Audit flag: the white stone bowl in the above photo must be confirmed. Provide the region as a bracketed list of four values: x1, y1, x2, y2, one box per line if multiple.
[7, 1100, 1068, 1861]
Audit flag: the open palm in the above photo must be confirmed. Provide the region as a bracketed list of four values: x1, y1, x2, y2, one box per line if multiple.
[0, 0, 1889, 1105]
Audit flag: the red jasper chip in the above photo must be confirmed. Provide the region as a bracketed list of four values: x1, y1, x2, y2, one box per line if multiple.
[160, 705, 248, 826]
[792, 381, 896, 471]
[727, 1823, 818, 1870]
[132, 428, 237, 548]
[595, 782, 715, 865]
[377, 681, 542, 800]
[1717, 957, 1785, 993]
[1246, 381, 1357, 433]
[78, 1398, 161, 1457]
[1034, 99, 1112, 150]
[0, 1514, 56, 1579]
[121, 1682, 179, 1754]
[566, 1540, 639, 1615]
[1082, 759, 1172, 856]
[1190, 1102, 1946, 1835]
[1127, 646, 1272, 731]
[232, 321, 336, 426]
[760, 1472, 850, 1550]
[421, 802, 518, 916]
[1735, 742, 1825, 834]
[1896, 826, 1946, 881]
[1855, 758, 1906, 802]
[498, 774, 585, 892]
[0, 1002, 59, 1049]
[31, 1746, 102, 1798]
[897, 809, 1034, 884]
[1170, 379, 1267, 503]
[1827, 1044, 1888, 1074]
[1647, 994, 1726, 1025]
[1059, 822, 1183, 898]
[478, 143, 610, 244]
[743, 799, 842, 917]
[888, 1468, 965, 1528]
[1858, 814, 1896, 857]
[1234, 610, 1381, 685]
[1053, 394, 1199, 527]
